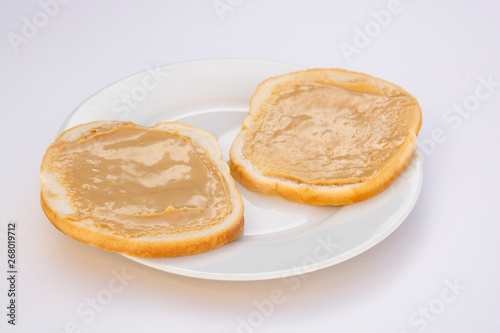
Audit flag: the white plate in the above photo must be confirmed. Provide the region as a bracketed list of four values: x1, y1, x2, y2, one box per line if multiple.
[61, 59, 423, 281]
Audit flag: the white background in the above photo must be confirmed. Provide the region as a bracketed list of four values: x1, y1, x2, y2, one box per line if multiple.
[1, 0, 499, 332]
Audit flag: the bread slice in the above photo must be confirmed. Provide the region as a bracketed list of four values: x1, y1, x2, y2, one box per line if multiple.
[40, 120, 244, 257]
[229, 68, 422, 205]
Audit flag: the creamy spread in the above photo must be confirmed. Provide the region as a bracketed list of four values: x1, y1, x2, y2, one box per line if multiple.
[242, 81, 419, 185]
[47, 123, 231, 237]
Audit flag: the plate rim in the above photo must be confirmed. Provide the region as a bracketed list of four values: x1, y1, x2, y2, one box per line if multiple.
[57, 58, 306, 136]
[125, 152, 422, 281]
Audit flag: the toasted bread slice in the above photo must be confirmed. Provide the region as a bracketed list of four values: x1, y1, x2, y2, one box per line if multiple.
[229, 68, 422, 205]
[40, 120, 244, 257]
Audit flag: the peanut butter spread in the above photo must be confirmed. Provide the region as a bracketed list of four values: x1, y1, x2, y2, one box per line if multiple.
[47, 123, 231, 237]
[242, 81, 419, 185]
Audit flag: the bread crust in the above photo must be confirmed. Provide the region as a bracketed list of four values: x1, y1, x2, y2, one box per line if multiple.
[229, 68, 422, 205]
[41, 194, 244, 257]
[40, 121, 244, 257]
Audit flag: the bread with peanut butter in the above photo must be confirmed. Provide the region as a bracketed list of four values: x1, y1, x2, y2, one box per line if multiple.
[229, 68, 422, 205]
[40, 120, 244, 257]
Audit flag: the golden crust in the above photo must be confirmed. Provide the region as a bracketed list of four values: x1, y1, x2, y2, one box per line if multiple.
[41, 194, 244, 257]
[229, 68, 422, 205]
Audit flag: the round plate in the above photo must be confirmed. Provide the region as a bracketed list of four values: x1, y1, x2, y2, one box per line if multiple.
[61, 59, 423, 281]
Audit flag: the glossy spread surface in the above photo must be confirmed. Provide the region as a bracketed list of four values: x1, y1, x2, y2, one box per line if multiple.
[46, 123, 231, 237]
[242, 81, 419, 185]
